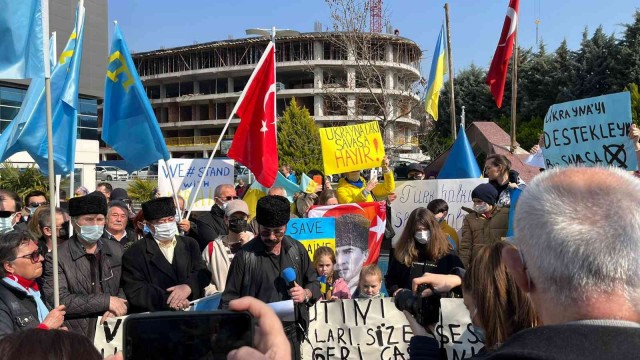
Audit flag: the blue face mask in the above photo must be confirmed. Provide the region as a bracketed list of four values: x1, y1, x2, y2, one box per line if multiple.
[78, 225, 104, 243]
[0, 214, 16, 234]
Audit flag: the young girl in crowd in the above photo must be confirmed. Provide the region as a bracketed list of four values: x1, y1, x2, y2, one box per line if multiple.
[354, 264, 384, 299]
[313, 247, 350, 300]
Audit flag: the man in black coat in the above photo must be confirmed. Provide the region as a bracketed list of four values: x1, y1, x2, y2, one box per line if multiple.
[221, 195, 320, 360]
[193, 184, 236, 251]
[121, 197, 210, 312]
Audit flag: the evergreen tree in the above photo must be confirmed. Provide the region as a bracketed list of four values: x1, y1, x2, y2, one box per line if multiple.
[625, 83, 640, 124]
[277, 98, 323, 176]
[551, 39, 578, 103]
[619, 10, 640, 86]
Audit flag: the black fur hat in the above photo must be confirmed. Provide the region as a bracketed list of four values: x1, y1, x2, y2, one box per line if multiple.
[335, 213, 370, 251]
[68, 192, 108, 217]
[256, 195, 290, 228]
[142, 197, 176, 221]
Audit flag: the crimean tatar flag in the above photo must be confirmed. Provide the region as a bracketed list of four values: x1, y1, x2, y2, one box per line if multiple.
[425, 25, 447, 120]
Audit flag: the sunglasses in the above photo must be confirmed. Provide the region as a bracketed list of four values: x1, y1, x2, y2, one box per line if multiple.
[0, 211, 17, 219]
[217, 196, 239, 201]
[17, 250, 41, 264]
[28, 202, 48, 208]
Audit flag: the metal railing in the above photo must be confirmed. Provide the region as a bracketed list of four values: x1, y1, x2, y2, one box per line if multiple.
[164, 135, 234, 147]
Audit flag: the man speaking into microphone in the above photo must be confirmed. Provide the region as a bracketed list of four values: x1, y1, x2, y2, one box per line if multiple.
[221, 195, 320, 359]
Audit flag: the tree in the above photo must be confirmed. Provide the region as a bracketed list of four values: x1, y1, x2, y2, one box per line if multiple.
[277, 98, 323, 175]
[322, 0, 424, 153]
[625, 83, 640, 125]
[128, 178, 157, 203]
[0, 163, 48, 199]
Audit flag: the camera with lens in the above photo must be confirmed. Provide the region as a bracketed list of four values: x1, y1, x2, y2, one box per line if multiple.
[394, 284, 441, 327]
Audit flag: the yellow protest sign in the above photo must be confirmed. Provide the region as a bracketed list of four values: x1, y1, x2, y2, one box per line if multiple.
[319, 121, 385, 174]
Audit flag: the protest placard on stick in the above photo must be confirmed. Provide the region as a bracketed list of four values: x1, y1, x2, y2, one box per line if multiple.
[319, 121, 385, 174]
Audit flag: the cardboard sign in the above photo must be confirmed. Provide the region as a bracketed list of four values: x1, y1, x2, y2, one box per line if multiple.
[308, 202, 387, 296]
[158, 159, 234, 211]
[301, 298, 483, 360]
[319, 121, 385, 174]
[543, 92, 638, 170]
[286, 218, 336, 259]
[390, 179, 487, 244]
[94, 316, 126, 358]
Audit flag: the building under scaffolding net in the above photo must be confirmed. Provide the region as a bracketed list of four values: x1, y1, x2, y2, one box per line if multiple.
[98, 32, 425, 160]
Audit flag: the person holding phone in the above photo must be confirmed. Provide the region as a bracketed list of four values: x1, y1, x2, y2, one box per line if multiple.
[121, 197, 211, 313]
[385, 207, 463, 297]
[336, 156, 395, 204]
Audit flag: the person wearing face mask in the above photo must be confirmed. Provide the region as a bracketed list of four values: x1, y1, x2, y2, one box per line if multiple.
[385, 207, 463, 298]
[407, 163, 426, 180]
[194, 184, 238, 252]
[405, 242, 538, 359]
[335, 156, 395, 204]
[427, 199, 460, 251]
[121, 197, 210, 313]
[0, 189, 26, 233]
[201, 200, 254, 295]
[42, 192, 127, 341]
[459, 183, 509, 268]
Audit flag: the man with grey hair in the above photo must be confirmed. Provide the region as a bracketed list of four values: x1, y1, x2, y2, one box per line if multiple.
[491, 166, 640, 359]
[194, 184, 237, 251]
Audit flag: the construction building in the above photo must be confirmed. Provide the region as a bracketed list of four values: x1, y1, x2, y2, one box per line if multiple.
[98, 32, 425, 162]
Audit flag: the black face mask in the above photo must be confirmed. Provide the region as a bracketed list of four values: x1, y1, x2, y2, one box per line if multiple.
[228, 218, 248, 233]
[59, 221, 70, 241]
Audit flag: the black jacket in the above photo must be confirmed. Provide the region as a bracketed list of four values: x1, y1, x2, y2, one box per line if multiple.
[0, 281, 49, 339]
[485, 322, 640, 360]
[193, 205, 227, 251]
[385, 248, 464, 295]
[120, 234, 211, 313]
[103, 227, 137, 247]
[42, 236, 125, 340]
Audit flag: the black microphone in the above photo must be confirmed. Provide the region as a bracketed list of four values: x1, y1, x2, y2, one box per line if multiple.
[282, 267, 296, 290]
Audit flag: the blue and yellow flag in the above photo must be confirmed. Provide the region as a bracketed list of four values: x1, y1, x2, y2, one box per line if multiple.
[0, 5, 84, 175]
[102, 24, 170, 172]
[0, 0, 45, 79]
[424, 25, 447, 120]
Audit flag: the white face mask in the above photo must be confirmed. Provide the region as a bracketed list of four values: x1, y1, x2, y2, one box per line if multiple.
[473, 203, 490, 213]
[414, 230, 430, 244]
[0, 214, 16, 234]
[78, 225, 104, 243]
[152, 222, 177, 241]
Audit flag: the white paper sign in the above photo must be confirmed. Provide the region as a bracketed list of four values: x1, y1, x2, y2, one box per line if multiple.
[436, 299, 485, 360]
[390, 179, 487, 244]
[94, 316, 127, 358]
[158, 159, 234, 211]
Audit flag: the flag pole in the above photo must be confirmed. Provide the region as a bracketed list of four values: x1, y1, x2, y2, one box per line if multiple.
[510, 29, 518, 153]
[41, 0, 60, 307]
[185, 41, 277, 220]
[444, 3, 457, 139]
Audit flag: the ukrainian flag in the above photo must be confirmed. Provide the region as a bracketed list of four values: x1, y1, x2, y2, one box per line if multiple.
[424, 25, 447, 120]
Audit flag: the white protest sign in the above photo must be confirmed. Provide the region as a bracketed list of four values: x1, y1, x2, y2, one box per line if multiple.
[390, 179, 487, 243]
[436, 299, 485, 360]
[158, 159, 234, 211]
[94, 315, 127, 358]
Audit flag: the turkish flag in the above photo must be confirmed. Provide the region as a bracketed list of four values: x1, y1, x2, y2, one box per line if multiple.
[486, 0, 520, 108]
[227, 42, 278, 187]
[307, 201, 387, 266]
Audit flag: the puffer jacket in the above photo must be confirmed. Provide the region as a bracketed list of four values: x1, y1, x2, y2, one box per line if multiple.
[459, 206, 509, 268]
[42, 236, 125, 341]
[336, 171, 395, 204]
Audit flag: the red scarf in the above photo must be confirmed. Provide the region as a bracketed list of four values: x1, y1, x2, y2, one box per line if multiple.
[8, 274, 39, 291]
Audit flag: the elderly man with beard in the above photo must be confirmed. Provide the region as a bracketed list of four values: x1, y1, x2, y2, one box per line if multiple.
[221, 195, 320, 360]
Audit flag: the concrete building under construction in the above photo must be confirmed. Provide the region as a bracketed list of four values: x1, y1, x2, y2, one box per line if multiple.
[98, 32, 425, 161]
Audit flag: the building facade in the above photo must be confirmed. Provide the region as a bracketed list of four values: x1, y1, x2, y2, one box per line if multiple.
[99, 32, 425, 162]
[0, 0, 107, 189]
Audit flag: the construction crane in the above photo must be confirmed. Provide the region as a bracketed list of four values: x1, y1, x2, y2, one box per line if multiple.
[369, 0, 383, 33]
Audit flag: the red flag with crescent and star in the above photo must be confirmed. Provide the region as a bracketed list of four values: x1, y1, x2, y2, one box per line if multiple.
[486, 0, 520, 108]
[228, 42, 278, 187]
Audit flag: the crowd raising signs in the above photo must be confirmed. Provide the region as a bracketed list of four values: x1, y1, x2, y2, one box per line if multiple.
[319, 121, 386, 175]
[543, 91, 638, 170]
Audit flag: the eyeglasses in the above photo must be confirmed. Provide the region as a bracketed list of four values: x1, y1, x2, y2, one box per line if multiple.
[17, 250, 41, 264]
[101, 258, 114, 283]
[217, 196, 239, 201]
[259, 228, 286, 238]
[28, 202, 48, 208]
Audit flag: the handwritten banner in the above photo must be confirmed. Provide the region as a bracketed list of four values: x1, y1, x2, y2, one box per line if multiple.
[319, 121, 385, 174]
[543, 91, 637, 170]
[286, 218, 336, 259]
[158, 159, 234, 211]
[94, 316, 125, 358]
[301, 298, 483, 360]
[390, 179, 487, 244]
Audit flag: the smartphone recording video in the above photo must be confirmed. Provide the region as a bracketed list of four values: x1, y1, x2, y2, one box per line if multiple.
[124, 311, 253, 360]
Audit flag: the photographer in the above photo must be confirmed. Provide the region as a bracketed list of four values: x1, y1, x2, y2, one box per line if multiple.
[385, 208, 462, 297]
[405, 242, 538, 359]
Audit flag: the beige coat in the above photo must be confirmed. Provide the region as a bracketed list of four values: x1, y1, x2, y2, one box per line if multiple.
[201, 236, 232, 295]
[459, 206, 509, 268]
